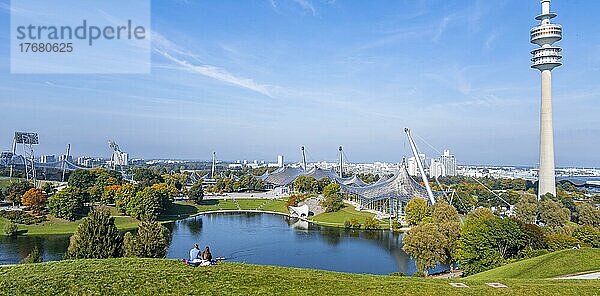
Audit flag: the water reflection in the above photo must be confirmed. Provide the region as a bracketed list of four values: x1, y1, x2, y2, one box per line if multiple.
[0, 235, 70, 264]
[0, 213, 445, 275]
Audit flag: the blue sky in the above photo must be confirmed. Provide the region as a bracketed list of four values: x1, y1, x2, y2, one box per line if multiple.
[0, 0, 599, 166]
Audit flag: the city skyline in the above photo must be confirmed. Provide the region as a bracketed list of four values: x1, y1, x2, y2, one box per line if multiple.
[1, 1, 599, 166]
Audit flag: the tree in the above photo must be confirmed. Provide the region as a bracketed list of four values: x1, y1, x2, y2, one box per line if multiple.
[545, 234, 582, 251]
[21, 188, 47, 214]
[68, 170, 96, 191]
[294, 175, 317, 193]
[405, 198, 431, 226]
[132, 168, 164, 188]
[364, 216, 381, 230]
[321, 183, 344, 212]
[123, 185, 173, 220]
[123, 220, 171, 258]
[577, 203, 600, 228]
[101, 185, 121, 205]
[514, 194, 538, 224]
[458, 215, 526, 275]
[188, 181, 204, 204]
[163, 173, 189, 191]
[402, 223, 445, 276]
[538, 199, 570, 231]
[48, 187, 85, 221]
[573, 226, 600, 248]
[4, 222, 18, 237]
[468, 207, 495, 221]
[65, 207, 122, 259]
[22, 246, 42, 264]
[41, 182, 55, 196]
[115, 183, 137, 213]
[4, 181, 34, 206]
[431, 202, 460, 268]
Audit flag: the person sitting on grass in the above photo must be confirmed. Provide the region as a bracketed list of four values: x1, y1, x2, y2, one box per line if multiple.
[202, 246, 212, 262]
[189, 243, 201, 262]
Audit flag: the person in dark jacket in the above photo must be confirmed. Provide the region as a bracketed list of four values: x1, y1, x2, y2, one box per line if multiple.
[202, 246, 212, 261]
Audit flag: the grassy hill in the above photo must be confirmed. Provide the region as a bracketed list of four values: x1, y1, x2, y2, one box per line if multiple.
[468, 248, 600, 280]
[1, 258, 599, 295]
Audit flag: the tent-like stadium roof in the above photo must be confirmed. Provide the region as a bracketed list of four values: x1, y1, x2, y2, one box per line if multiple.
[340, 166, 430, 204]
[263, 166, 306, 186]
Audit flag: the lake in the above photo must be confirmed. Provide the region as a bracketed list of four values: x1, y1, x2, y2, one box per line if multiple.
[0, 213, 444, 275]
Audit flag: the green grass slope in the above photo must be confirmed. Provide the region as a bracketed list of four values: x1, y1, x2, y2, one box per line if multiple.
[468, 248, 600, 280]
[0, 258, 598, 296]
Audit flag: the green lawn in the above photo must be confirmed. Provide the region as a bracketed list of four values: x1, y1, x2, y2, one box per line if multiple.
[311, 204, 388, 228]
[0, 258, 598, 296]
[468, 248, 600, 280]
[259, 199, 288, 213]
[173, 199, 290, 215]
[0, 214, 139, 236]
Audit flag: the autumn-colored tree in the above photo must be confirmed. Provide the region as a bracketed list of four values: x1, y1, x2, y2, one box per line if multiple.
[21, 188, 47, 214]
[405, 198, 431, 226]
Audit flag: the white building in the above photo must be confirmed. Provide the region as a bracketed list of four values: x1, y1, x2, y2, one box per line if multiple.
[39, 154, 56, 163]
[407, 153, 426, 176]
[277, 155, 284, 168]
[112, 151, 129, 166]
[430, 159, 445, 178]
[440, 150, 457, 176]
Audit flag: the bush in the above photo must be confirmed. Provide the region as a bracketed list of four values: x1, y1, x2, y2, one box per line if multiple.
[48, 187, 86, 221]
[0, 210, 45, 225]
[519, 248, 550, 259]
[285, 195, 300, 208]
[577, 203, 600, 228]
[545, 234, 582, 251]
[4, 222, 18, 236]
[65, 207, 123, 259]
[344, 218, 361, 229]
[573, 226, 600, 248]
[364, 217, 381, 230]
[123, 220, 171, 258]
[21, 247, 42, 264]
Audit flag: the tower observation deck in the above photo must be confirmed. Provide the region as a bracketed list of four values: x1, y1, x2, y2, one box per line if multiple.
[531, 0, 562, 198]
[531, 0, 563, 71]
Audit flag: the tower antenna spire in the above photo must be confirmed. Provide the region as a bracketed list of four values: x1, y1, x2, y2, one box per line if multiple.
[531, 0, 562, 198]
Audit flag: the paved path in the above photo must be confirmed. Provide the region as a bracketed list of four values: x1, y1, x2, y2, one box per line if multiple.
[555, 271, 600, 280]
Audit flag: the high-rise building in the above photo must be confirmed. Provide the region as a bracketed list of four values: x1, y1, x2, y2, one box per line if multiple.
[440, 150, 457, 176]
[407, 153, 425, 176]
[112, 151, 129, 166]
[429, 158, 444, 178]
[531, 0, 562, 198]
[39, 154, 56, 163]
[277, 155, 284, 168]
[58, 154, 72, 162]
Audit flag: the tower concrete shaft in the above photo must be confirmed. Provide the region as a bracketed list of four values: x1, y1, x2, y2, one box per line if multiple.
[539, 70, 556, 197]
[531, 0, 561, 198]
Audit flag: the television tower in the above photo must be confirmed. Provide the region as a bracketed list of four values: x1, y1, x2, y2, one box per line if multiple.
[531, 0, 562, 198]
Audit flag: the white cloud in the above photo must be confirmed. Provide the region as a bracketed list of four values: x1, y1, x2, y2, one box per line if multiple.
[152, 32, 273, 97]
[292, 0, 316, 16]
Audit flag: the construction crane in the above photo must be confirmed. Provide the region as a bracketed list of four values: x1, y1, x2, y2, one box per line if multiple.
[404, 128, 436, 205]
